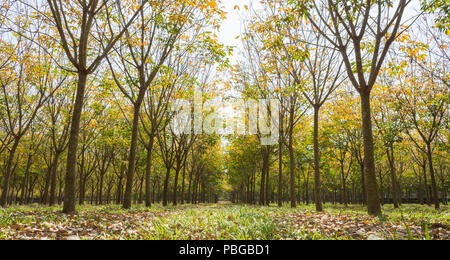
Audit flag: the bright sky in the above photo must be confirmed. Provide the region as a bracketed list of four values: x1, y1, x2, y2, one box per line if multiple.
[216, 0, 252, 64]
[218, 0, 244, 48]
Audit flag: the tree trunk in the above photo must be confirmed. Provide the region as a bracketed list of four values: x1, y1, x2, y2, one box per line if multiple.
[63, 72, 88, 214]
[145, 137, 154, 207]
[49, 152, 61, 206]
[0, 139, 19, 207]
[422, 158, 431, 206]
[387, 148, 399, 209]
[260, 150, 267, 205]
[181, 165, 186, 205]
[265, 153, 270, 206]
[340, 162, 348, 207]
[187, 169, 193, 204]
[289, 135, 296, 208]
[41, 163, 52, 204]
[360, 92, 381, 216]
[278, 114, 283, 207]
[78, 150, 86, 205]
[173, 168, 181, 206]
[20, 154, 33, 204]
[116, 173, 123, 205]
[79, 177, 87, 205]
[163, 167, 171, 206]
[418, 168, 424, 205]
[313, 106, 322, 211]
[123, 105, 142, 209]
[305, 171, 310, 205]
[426, 143, 440, 210]
[99, 173, 105, 205]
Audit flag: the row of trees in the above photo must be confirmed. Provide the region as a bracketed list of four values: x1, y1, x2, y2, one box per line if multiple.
[225, 0, 448, 215]
[0, 0, 228, 212]
[0, 0, 448, 217]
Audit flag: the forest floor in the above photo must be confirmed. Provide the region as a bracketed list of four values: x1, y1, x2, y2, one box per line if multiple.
[0, 203, 448, 240]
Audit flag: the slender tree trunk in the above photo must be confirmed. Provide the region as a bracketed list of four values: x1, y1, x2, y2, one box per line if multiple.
[116, 174, 123, 205]
[278, 114, 283, 207]
[422, 158, 431, 206]
[145, 137, 154, 207]
[138, 173, 144, 204]
[305, 171, 310, 205]
[187, 169, 193, 204]
[20, 154, 33, 204]
[418, 168, 424, 205]
[442, 185, 447, 205]
[41, 164, 52, 204]
[173, 167, 181, 206]
[0, 139, 19, 207]
[63, 72, 88, 214]
[181, 165, 186, 205]
[289, 135, 296, 208]
[163, 167, 171, 206]
[340, 161, 347, 207]
[78, 150, 86, 204]
[278, 147, 283, 207]
[265, 153, 270, 206]
[99, 173, 105, 205]
[387, 148, 399, 208]
[49, 152, 61, 206]
[123, 105, 142, 209]
[426, 143, 440, 210]
[360, 92, 381, 216]
[79, 177, 87, 205]
[260, 150, 267, 205]
[313, 106, 322, 211]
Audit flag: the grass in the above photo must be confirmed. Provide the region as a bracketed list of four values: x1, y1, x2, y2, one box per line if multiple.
[0, 203, 448, 240]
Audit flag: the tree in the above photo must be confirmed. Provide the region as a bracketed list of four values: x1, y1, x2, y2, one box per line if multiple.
[41, 0, 149, 214]
[395, 58, 447, 210]
[390, 17, 448, 209]
[0, 33, 61, 207]
[270, 6, 346, 210]
[106, 0, 227, 209]
[44, 78, 72, 206]
[294, 0, 411, 216]
[373, 79, 404, 208]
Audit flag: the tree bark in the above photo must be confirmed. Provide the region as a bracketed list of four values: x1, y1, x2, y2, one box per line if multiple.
[340, 161, 348, 206]
[123, 104, 142, 209]
[20, 154, 33, 204]
[173, 167, 181, 206]
[1, 139, 20, 207]
[260, 151, 267, 206]
[426, 143, 440, 210]
[289, 134, 296, 208]
[313, 106, 322, 211]
[145, 137, 154, 207]
[181, 165, 186, 205]
[360, 92, 382, 216]
[278, 144, 283, 207]
[163, 167, 171, 206]
[63, 72, 88, 214]
[49, 152, 61, 206]
[387, 148, 399, 208]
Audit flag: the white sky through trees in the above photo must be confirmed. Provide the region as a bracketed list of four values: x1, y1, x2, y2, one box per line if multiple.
[217, 0, 422, 62]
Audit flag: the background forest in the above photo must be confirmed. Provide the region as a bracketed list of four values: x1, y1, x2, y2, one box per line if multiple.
[0, 0, 448, 240]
